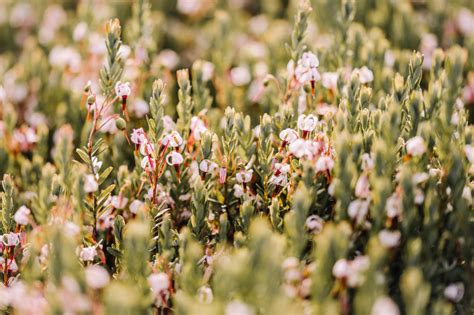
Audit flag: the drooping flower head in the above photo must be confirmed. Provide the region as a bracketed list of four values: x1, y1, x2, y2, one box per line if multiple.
[115, 81, 131, 119]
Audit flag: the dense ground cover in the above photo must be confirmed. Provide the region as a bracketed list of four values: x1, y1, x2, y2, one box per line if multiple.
[0, 0, 473, 314]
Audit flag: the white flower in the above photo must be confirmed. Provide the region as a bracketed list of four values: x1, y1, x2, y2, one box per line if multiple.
[131, 98, 149, 118]
[269, 174, 288, 187]
[295, 52, 320, 85]
[412, 172, 429, 185]
[414, 188, 425, 205]
[84, 175, 98, 193]
[2, 232, 20, 247]
[322, 72, 338, 90]
[92, 156, 102, 174]
[332, 259, 350, 279]
[465, 144, 474, 164]
[353, 66, 374, 84]
[199, 159, 218, 174]
[14, 205, 30, 225]
[378, 230, 401, 248]
[177, 0, 201, 15]
[274, 163, 290, 175]
[157, 49, 179, 69]
[225, 300, 255, 315]
[297, 114, 318, 132]
[0, 257, 18, 272]
[305, 215, 324, 234]
[190, 117, 207, 140]
[140, 140, 155, 156]
[300, 52, 319, 68]
[230, 66, 251, 86]
[85, 265, 110, 289]
[282, 257, 300, 270]
[315, 156, 334, 172]
[166, 151, 184, 166]
[236, 169, 253, 184]
[201, 61, 215, 81]
[161, 131, 183, 148]
[79, 246, 97, 262]
[162, 116, 176, 132]
[289, 139, 309, 158]
[462, 186, 472, 205]
[371, 296, 400, 315]
[444, 282, 464, 302]
[64, 221, 81, 237]
[148, 273, 169, 294]
[233, 184, 245, 198]
[111, 195, 128, 209]
[115, 81, 131, 98]
[198, 286, 213, 304]
[333, 256, 371, 288]
[361, 153, 374, 171]
[279, 128, 299, 144]
[355, 175, 370, 199]
[405, 136, 427, 156]
[348, 199, 370, 224]
[129, 200, 145, 215]
[141, 156, 156, 171]
[386, 193, 402, 218]
[131, 128, 146, 145]
[457, 8, 474, 36]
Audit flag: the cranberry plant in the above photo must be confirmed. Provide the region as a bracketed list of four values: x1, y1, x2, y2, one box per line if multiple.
[0, 0, 473, 314]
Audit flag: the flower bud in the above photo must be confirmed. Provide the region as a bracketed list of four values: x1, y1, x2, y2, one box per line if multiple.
[115, 117, 127, 130]
[87, 94, 96, 105]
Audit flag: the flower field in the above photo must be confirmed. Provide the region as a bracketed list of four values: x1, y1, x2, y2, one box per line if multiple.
[0, 0, 473, 314]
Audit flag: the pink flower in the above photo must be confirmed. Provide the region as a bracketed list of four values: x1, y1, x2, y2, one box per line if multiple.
[115, 81, 131, 98]
[321, 72, 338, 90]
[14, 205, 30, 225]
[355, 175, 370, 199]
[130, 128, 146, 145]
[269, 174, 288, 187]
[315, 155, 334, 172]
[84, 175, 98, 193]
[297, 114, 318, 133]
[378, 230, 401, 248]
[190, 117, 207, 140]
[279, 128, 299, 145]
[353, 66, 374, 84]
[405, 136, 426, 156]
[295, 52, 321, 95]
[236, 169, 253, 184]
[2, 232, 20, 247]
[166, 151, 184, 166]
[219, 167, 227, 184]
[161, 131, 183, 148]
[85, 265, 110, 289]
[79, 246, 97, 262]
[305, 215, 324, 234]
[348, 199, 370, 225]
[199, 159, 218, 174]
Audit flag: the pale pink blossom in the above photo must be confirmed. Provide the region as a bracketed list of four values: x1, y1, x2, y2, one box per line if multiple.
[279, 128, 299, 145]
[85, 265, 110, 289]
[371, 296, 400, 315]
[236, 169, 253, 184]
[406, 136, 427, 156]
[322, 72, 338, 90]
[166, 151, 184, 166]
[355, 175, 370, 199]
[378, 230, 401, 248]
[315, 156, 334, 172]
[84, 175, 98, 193]
[14, 205, 30, 225]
